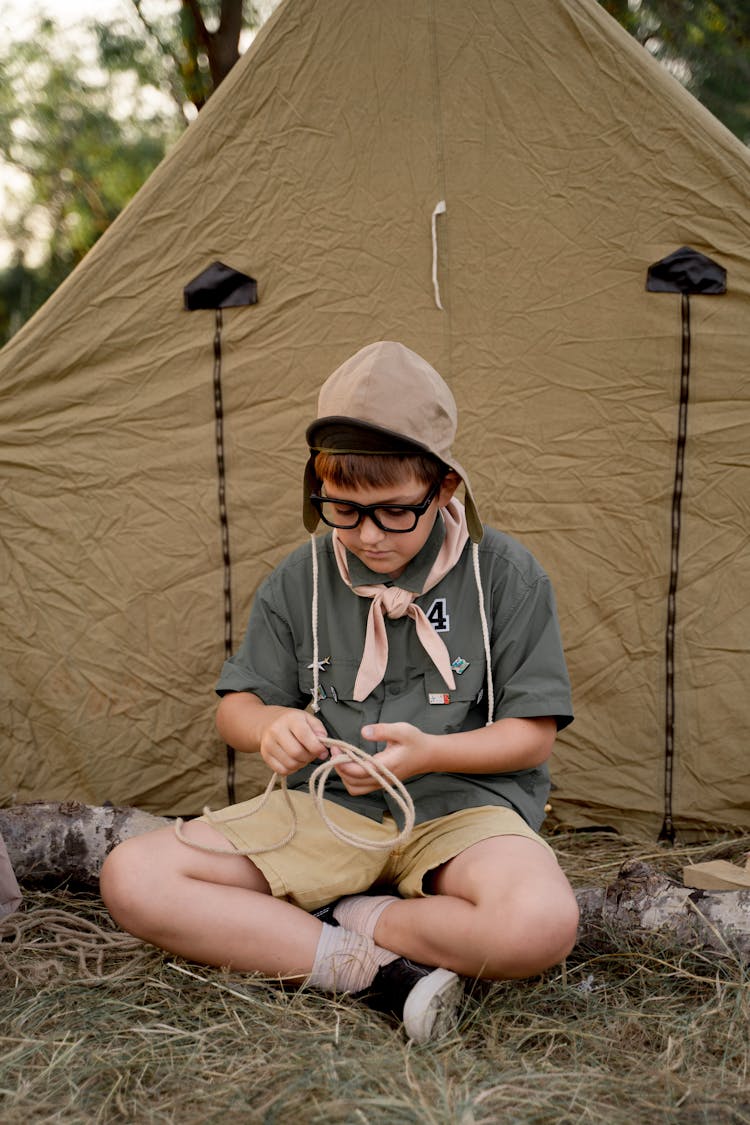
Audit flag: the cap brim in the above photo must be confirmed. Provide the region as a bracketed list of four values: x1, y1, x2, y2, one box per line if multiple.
[450, 459, 484, 543]
[303, 453, 320, 533]
[306, 417, 434, 457]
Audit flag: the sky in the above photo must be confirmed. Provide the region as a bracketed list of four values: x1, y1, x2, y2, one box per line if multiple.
[1, 0, 145, 36]
[0, 1, 274, 49]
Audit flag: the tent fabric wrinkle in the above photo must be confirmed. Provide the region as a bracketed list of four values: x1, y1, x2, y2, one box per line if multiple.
[0, 0, 748, 838]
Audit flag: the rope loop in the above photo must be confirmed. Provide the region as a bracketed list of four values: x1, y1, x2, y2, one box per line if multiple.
[174, 736, 415, 857]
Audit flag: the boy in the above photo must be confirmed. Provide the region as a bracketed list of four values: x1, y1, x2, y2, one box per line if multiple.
[101, 341, 578, 1043]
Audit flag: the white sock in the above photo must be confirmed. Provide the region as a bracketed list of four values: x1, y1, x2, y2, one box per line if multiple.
[308, 923, 398, 995]
[332, 893, 399, 940]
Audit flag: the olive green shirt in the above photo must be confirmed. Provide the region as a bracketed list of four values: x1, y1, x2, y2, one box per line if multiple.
[217, 518, 573, 831]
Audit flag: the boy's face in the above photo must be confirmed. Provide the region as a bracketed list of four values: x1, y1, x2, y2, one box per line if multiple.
[321, 471, 459, 578]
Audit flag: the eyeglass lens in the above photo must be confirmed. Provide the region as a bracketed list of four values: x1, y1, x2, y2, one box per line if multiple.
[317, 500, 421, 532]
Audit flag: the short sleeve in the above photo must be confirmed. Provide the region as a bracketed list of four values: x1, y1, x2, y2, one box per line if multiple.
[215, 576, 308, 709]
[491, 573, 573, 730]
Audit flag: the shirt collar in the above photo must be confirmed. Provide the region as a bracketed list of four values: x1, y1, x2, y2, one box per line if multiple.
[345, 513, 446, 592]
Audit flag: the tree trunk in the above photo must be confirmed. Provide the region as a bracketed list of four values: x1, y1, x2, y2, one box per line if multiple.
[576, 858, 750, 959]
[2, 804, 748, 959]
[0, 802, 170, 887]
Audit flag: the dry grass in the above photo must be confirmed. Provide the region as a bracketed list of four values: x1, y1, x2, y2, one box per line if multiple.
[1, 831, 749, 1124]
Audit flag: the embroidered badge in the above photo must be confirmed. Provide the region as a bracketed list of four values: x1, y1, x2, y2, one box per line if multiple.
[451, 657, 470, 675]
[428, 692, 451, 705]
[307, 656, 331, 672]
[425, 597, 450, 633]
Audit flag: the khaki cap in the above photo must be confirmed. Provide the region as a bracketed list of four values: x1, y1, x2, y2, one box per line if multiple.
[303, 341, 483, 542]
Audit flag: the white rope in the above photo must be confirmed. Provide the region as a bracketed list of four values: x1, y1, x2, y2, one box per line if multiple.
[310, 533, 321, 712]
[431, 199, 446, 310]
[307, 739, 415, 849]
[174, 537, 489, 856]
[472, 541, 494, 724]
[174, 736, 415, 856]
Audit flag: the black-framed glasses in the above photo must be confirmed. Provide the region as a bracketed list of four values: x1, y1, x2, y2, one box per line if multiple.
[310, 481, 441, 533]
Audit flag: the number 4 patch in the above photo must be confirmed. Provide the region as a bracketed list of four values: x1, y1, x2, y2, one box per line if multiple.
[426, 597, 450, 633]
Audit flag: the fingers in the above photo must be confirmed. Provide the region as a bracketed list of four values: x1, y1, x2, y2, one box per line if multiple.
[334, 748, 401, 796]
[359, 723, 432, 784]
[334, 760, 369, 782]
[334, 759, 378, 796]
[361, 721, 414, 745]
[261, 710, 329, 776]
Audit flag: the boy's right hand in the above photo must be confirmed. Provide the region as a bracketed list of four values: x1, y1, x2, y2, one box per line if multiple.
[258, 708, 329, 777]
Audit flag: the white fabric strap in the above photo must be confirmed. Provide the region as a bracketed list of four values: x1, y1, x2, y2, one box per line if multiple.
[431, 199, 447, 310]
[310, 532, 321, 711]
[308, 922, 397, 994]
[472, 541, 494, 724]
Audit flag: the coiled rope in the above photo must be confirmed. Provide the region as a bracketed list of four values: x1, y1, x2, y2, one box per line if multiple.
[176, 532, 492, 859]
[174, 737, 415, 856]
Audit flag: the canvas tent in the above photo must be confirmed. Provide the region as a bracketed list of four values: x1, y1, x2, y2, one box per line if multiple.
[1, 0, 748, 840]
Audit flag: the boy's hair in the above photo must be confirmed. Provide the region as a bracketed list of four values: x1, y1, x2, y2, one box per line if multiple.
[303, 342, 483, 541]
[314, 450, 446, 491]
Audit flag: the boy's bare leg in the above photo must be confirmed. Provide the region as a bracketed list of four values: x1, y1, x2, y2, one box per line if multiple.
[371, 835, 579, 979]
[102, 827, 577, 982]
[100, 821, 322, 978]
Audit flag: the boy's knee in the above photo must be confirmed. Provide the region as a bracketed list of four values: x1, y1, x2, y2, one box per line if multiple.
[545, 890, 580, 963]
[511, 887, 579, 973]
[480, 884, 579, 978]
[100, 836, 154, 932]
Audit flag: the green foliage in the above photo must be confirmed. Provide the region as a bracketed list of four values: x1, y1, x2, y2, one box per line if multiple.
[0, 16, 182, 344]
[0, 1, 261, 345]
[599, 0, 750, 143]
[92, 17, 188, 122]
[127, 0, 260, 114]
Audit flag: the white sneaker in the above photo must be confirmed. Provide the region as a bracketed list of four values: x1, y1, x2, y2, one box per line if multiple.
[358, 957, 463, 1043]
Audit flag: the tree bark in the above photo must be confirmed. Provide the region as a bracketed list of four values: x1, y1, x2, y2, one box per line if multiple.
[0, 802, 170, 887]
[576, 858, 750, 959]
[181, 0, 244, 103]
[2, 805, 748, 959]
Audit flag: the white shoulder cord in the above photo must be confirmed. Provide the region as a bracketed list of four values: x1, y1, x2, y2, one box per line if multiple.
[431, 199, 446, 310]
[471, 541, 495, 724]
[310, 532, 321, 713]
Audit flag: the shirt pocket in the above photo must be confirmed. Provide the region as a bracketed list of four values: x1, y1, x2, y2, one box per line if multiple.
[422, 659, 488, 734]
[297, 660, 366, 740]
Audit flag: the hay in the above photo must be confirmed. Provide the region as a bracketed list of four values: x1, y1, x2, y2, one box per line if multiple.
[1, 834, 749, 1124]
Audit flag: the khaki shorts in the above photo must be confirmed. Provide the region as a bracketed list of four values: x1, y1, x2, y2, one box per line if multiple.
[199, 791, 555, 912]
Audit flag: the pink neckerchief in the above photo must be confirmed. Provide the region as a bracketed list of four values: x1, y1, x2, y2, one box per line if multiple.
[332, 499, 469, 702]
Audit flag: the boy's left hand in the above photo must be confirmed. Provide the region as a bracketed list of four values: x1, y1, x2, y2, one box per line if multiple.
[333, 722, 433, 796]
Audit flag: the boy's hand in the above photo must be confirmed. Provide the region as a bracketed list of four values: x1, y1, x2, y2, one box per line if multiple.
[334, 722, 434, 796]
[259, 709, 329, 776]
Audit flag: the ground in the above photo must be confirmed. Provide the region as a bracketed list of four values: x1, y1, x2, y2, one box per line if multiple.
[1, 831, 748, 1124]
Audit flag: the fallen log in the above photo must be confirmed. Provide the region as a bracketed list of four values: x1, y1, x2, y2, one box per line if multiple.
[0, 802, 170, 887]
[576, 858, 750, 959]
[2, 804, 748, 959]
